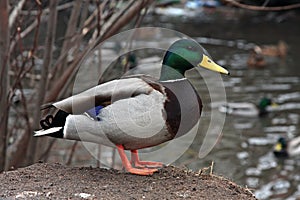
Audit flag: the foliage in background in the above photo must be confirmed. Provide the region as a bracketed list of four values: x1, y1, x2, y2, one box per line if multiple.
[0, 0, 154, 172]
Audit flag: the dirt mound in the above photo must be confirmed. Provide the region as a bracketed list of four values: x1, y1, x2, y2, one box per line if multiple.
[0, 163, 256, 199]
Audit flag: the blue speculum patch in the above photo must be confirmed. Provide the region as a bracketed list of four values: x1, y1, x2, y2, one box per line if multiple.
[86, 105, 103, 121]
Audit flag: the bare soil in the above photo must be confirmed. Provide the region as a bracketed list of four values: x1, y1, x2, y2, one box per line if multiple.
[0, 162, 256, 199]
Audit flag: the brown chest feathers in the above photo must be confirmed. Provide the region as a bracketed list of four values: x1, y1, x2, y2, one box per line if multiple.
[161, 79, 202, 138]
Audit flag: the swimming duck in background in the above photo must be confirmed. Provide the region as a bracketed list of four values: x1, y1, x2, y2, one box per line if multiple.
[34, 39, 229, 175]
[259, 40, 288, 58]
[273, 137, 300, 158]
[247, 46, 267, 68]
[247, 41, 288, 68]
[218, 98, 277, 117]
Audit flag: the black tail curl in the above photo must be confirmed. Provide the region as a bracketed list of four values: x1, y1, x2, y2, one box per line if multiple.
[40, 110, 69, 130]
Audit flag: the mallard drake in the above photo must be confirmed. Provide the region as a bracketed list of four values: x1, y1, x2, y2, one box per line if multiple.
[34, 39, 229, 175]
[218, 98, 277, 117]
[273, 137, 300, 158]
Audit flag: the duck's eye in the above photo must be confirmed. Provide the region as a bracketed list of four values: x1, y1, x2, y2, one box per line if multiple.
[187, 46, 194, 51]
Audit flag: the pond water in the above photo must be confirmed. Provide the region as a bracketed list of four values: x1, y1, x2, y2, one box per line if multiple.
[45, 8, 300, 200]
[141, 9, 300, 200]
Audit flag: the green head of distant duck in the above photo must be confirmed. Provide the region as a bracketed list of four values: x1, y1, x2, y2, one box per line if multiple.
[160, 39, 229, 81]
[273, 137, 288, 157]
[259, 98, 272, 108]
[258, 97, 278, 109]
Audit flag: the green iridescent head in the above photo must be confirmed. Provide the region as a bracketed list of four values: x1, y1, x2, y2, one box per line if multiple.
[160, 39, 229, 81]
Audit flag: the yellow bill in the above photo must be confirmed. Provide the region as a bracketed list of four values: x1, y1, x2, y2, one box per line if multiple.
[274, 143, 282, 151]
[271, 102, 279, 108]
[198, 54, 229, 75]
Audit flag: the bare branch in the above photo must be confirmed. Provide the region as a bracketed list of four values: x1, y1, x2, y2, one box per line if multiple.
[9, 0, 26, 29]
[9, 2, 73, 54]
[57, 0, 82, 74]
[0, 0, 10, 172]
[98, 0, 155, 46]
[29, 0, 58, 163]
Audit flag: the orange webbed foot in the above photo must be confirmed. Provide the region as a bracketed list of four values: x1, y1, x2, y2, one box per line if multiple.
[126, 167, 158, 176]
[116, 145, 161, 176]
[131, 150, 164, 169]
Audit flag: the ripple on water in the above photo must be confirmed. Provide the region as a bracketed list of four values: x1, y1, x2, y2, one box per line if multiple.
[246, 177, 260, 188]
[236, 151, 249, 165]
[227, 53, 249, 69]
[276, 92, 300, 103]
[237, 151, 249, 160]
[271, 113, 300, 125]
[272, 179, 291, 195]
[255, 179, 291, 200]
[248, 137, 277, 146]
[245, 167, 261, 176]
[257, 152, 277, 171]
[234, 123, 254, 130]
[288, 113, 299, 124]
[272, 117, 288, 125]
[260, 83, 291, 91]
[233, 86, 258, 93]
[264, 125, 296, 133]
[287, 188, 300, 200]
[272, 77, 300, 84]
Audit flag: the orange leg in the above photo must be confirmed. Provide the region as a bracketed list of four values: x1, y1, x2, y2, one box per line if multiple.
[116, 144, 157, 175]
[131, 150, 163, 168]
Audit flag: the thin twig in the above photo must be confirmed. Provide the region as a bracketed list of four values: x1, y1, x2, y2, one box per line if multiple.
[9, 2, 73, 54]
[210, 161, 214, 175]
[83, 0, 109, 29]
[124, 2, 149, 72]
[100, 0, 136, 41]
[6, 83, 32, 168]
[20, 2, 73, 15]
[96, 144, 101, 168]
[56, 0, 82, 77]
[39, 139, 56, 161]
[66, 141, 78, 165]
[111, 148, 116, 168]
[262, 0, 271, 7]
